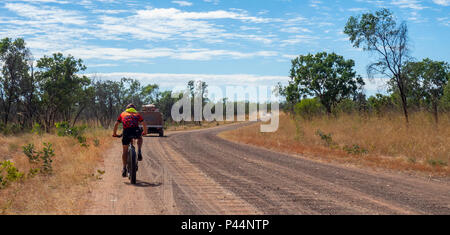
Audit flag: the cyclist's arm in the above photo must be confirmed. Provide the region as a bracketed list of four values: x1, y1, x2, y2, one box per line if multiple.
[141, 120, 148, 135]
[113, 121, 120, 136]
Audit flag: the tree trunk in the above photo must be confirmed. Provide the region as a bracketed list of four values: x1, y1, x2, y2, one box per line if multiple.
[433, 101, 438, 125]
[397, 76, 409, 124]
[72, 105, 86, 127]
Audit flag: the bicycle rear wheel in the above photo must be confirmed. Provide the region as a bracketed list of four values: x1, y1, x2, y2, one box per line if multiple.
[129, 146, 137, 184]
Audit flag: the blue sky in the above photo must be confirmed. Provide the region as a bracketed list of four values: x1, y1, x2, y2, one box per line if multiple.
[0, 0, 449, 95]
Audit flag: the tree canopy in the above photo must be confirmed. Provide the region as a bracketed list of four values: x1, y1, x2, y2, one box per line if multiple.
[287, 52, 364, 114]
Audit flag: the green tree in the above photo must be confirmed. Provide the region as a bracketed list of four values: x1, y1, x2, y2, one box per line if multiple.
[0, 38, 31, 126]
[278, 81, 301, 114]
[404, 59, 449, 123]
[35, 53, 91, 131]
[121, 78, 144, 108]
[289, 52, 364, 114]
[344, 8, 411, 123]
[155, 90, 180, 122]
[90, 79, 123, 128]
[141, 84, 159, 104]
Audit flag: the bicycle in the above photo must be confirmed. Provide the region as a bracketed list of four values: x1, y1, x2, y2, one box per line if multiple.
[113, 133, 139, 185]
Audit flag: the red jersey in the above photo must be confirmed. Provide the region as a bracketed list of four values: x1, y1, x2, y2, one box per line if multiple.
[117, 111, 143, 129]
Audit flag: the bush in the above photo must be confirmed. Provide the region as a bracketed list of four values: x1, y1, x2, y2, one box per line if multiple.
[367, 93, 396, 116]
[22, 142, 55, 175]
[40, 143, 55, 174]
[335, 99, 357, 114]
[316, 129, 334, 147]
[93, 138, 100, 147]
[427, 159, 447, 167]
[0, 161, 24, 189]
[55, 121, 71, 136]
[22, 144, 40, 163]
[31, 123, 43, 135]
[0, 123, 22, 135]
[55, 121, 89, 147]
[343, 144, 368, 155]
[294, 98, 325, 120]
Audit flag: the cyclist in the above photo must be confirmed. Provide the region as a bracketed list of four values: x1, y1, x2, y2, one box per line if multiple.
[113, 103, 148, 177]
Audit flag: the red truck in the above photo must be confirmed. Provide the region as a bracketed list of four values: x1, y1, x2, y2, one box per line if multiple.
[140, 104, 164, 137]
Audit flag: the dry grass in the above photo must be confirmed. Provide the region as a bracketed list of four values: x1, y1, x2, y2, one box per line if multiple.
[0, 128, 113, 214]
[220, 112, 450, 176]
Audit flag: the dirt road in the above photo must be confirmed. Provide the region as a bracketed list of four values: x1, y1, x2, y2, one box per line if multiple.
[86, 123, 450, 215]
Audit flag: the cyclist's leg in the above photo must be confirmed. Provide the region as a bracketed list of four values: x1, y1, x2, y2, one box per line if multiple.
[137, 137, 143, 152]
[122, 145, 128, 167]
[121, 134, 132, 176]
[137, 137, 143, 161]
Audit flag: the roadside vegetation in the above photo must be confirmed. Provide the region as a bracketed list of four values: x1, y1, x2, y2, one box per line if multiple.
[0, 127, 111, 214]
[222, 9, 450, 176]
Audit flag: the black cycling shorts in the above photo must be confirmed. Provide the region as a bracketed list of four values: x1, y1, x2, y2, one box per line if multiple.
[122, 127, 142, 146]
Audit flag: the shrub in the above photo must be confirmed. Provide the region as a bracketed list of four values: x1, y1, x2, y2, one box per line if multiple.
[316, 129, 334, 147]
[55, 121, 88, 147]
[22, 144, 40, 163]
[31, 123, 43, 135]
[343, 144, 368, 155]
[427, 159, 447, 167]
[335, 99, 357, 114]
[0, 161, 24, 189]
[22, 142, 55, 175]
[40, 143, 55, 174]
[295, 98, 325, 120]
[0, 123, 22, 135]
[55, 121, 71, 136]
[93, 138, 100, 147]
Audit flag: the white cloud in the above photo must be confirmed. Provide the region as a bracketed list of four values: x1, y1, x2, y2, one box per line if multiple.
[61, 47, 279, 61]
[203, 0, 220, 5]
[437, 17, 450, 26]
[391, 0, 428, 10]
[348, 8, 368, 12]
[5, 0, 70, 3]
[134, 8, 271, 23]
[280, 27, 312, 33]
[4, 3, 86, 25]
[91, 9, 129, 14]
[95, 8, 274, 43]
[172, 1, 193, 7]
[433, 0, 450, 6]
[363, 77, 390, 94]
[280, 35, 319, 46]
[88, 63, 119, 68]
